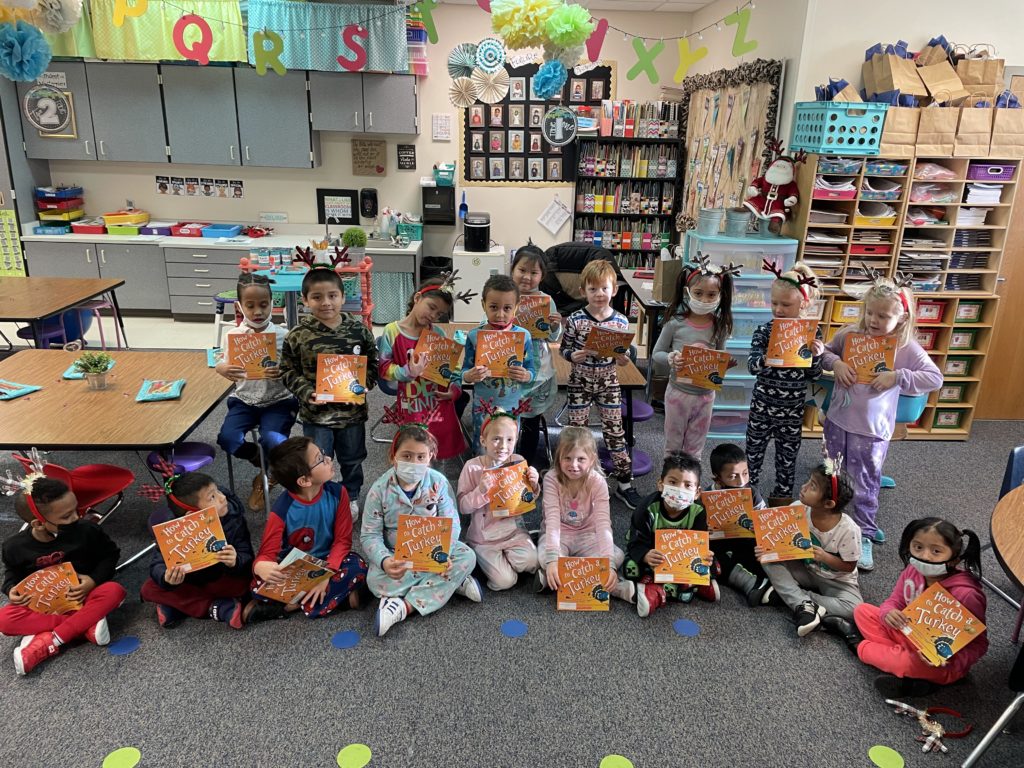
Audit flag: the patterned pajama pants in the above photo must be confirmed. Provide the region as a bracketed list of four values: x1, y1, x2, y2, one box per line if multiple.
[745, 394, 804, 498]
[537, 531, 632, 601]
[567, 366, 630, 481]
[470, 530, 539, 591]
[367, 541, 477, 616]
[824, 420, 889, 539]
[664, 387, 715, 458]
[250, 552, 368, 619]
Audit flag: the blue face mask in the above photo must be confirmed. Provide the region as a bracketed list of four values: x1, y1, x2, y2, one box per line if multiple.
[395, 461, 428, 485]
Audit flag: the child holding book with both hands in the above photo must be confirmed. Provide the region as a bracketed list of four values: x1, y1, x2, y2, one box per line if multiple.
[821, 271, 942, 570]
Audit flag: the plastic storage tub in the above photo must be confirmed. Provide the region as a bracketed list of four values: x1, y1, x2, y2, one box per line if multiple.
[948, 329, 977, 350]
[38, 209, 83, 222]
[731, 277, 773, 310]
[850, 243, 892, 255]
[171, 222, 210, 237]
[731, 309, 773, 341]
[938, 383, 966, 403]
[717, 377, 756, 407]
[944, 356, 972, 377]
[808, 209, 849, 224]
[954, 300, 984, 323]
[32, 224, 70, 235]
[140, 221, 176, 236]
[396, 222, 423, 240]
[966, 163, 1016, 181]
[831, 299, 863, 324]
[790, 101, 886, 155]
[855, 201, 897, 226]
[106, 224, 140, 236]
[35, 185, 83, 200]
[202, 224, 243, 238]
[916, 298, 947, 324]
[103, 209, 149, 226]
[36, 197, 83, 211]
[70, 218, 106, 235]
[933, 410, 964, 429]
[708, 408, 751, 436]
[916, 328, 939, 350]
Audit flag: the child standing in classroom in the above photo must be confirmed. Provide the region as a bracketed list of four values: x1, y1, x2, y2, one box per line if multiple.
[853, 517, 988, 697]
[458, 409, 540, 591]
[536, 427, 635, 604]
[652, 258, 737, 464]
[215, 272, 298, 511]
[280, 268, 378, 518]
[377, 275, 468, 460]
[361, 425, 482, 637]
[461, 274, 535, 453]
[510, 243, 562, 466]
[745, 262, 824, 500]
[0, 477, 125, 675]
[560, 260, 641, 509]
[821, 274, 942, 570]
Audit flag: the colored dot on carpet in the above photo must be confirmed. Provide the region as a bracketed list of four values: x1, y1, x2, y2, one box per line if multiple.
[673, 618, 700, 637]
[102, 747, 141, 768]
[331, 630, 361, 650]
[500, 619, 528, 638]
[599, 756, 634, 768]
[108, 636, 141, 656]
[337, 743, 372, 768]
[868, 745, 904, 768]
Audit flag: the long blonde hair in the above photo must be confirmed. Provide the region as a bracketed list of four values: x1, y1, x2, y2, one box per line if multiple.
[851, 281, 916, 348]
[552, 426, 601, 485]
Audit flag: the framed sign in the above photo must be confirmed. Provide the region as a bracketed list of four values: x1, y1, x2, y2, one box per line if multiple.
[22, 85, 76, 139]
[542, 106, 577, 147]
[397, 144, 416, 170]
[316, 188, 358, 225]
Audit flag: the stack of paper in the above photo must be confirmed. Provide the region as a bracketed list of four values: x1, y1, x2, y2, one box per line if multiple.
[957, 207, 991, 226]
[898, 252, 948, 273]
[814, 176, 857, 193]
[953, 230, 992, 247]
[965, 183, 1003, 204]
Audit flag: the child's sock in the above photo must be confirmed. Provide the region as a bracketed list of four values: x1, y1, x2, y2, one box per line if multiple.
[209, 598, 245, 630]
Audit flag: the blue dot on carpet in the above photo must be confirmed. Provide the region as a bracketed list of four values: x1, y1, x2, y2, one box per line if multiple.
[331, 630, 361, 649]
[108, 636, 141, 655]
[673, 618, 700, 637]
[500, 619, 528, 638]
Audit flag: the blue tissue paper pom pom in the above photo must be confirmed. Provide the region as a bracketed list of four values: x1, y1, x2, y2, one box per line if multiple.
[0, 21, 53, 84]
[533, 60, 567, 100]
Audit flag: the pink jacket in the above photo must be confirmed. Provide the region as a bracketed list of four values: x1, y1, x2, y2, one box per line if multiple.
[458, 455, 532, 545]
[540, 470, 614, 560]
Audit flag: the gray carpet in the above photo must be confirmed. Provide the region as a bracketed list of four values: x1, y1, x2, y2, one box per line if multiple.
[0, 389, 1022, 768]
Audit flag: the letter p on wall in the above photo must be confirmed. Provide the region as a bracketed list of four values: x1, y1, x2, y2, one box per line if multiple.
[113, 0, 147, 27]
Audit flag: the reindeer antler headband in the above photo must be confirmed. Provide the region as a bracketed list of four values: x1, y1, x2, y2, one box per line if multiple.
[686, 254, 743, 284]
[765, 138, 808, 167]
[416, 270, 478, 305]
[383, 402, 445, 454]
[853, 261, 913, 313]
[821, 437, 845, 500]
[0, 449, 50, 525]
[478, 399, 533, 437]
[762, 259, 818, 299]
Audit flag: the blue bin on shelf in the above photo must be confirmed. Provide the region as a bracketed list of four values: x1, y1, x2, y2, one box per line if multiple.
[202, 224, 243, 238]
[790, 101, 887, 156]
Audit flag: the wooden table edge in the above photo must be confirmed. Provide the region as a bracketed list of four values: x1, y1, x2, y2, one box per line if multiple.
[991, 483, 1024, 592]
[0, 277, 125, 323]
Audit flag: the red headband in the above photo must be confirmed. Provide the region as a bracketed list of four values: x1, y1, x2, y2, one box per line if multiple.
[898, 290, 910, 313]
[831, 474, 838, 500]
[24, 493, 47, 526]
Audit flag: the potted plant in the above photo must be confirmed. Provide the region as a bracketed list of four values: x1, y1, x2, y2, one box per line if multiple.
[341, 227, 368, 262]
[73, 351, 114, 390]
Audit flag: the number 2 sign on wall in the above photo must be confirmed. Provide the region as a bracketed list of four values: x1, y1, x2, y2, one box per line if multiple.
[22, 85, 76, 139]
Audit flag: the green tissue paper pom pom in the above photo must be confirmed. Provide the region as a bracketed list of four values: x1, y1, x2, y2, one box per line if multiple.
[545, 3, 595, 48]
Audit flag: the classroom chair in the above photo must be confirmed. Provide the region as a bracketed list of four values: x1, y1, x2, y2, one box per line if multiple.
[371, 378, 400, 444]
[146, 442, 216, 475]
[76, 294, 126, 350]
[12, 453, 134, 523]
[961, 640, 1024, 768]
[225, 428, 271, 516]
[15, 309, 93, 349]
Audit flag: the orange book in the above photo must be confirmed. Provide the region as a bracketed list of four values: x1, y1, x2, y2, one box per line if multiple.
[675, 345, 731, 390]
[226, 331, 277, 380]
[152, 506, 228, 573]
[766, 319, 818, 368]
[482, 460, 536, 517]
[394, 514, 454, 574]
[515, 295, 554, 339]
[475, 330, 526, 379]
[752, 505, 813, 563]
[255, 548, 336, 604]
[653, 529, 712, 586]
[556, 556, 610, 611]
[843, 332, 897, 384]
[901, 582, 987, 666]
[701, 488, 756, 539]
[583, 325, 635, 358]
[413, 329, 464, 388]
[13, 563, 82, 615]
[314, 353, 368, 403]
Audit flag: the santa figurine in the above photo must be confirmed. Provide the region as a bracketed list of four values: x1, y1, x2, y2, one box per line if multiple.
[744, 139, 806, 234]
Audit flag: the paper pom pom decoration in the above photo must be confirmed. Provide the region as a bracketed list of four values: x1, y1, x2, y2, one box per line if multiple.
[474, 37, 506, 74]
[532, 59, 567, 100]
[35, 0, 83, 35]
[544, 41, 584, 68]
[471, 67, 510, 104]
[1, 0, 37, 8]
[449, 76, 480, 109]
[545, 3, 594, 48]
[0, 21, 51, 83]
[447, 43, 477, 80]
[491, 0, 560, 50]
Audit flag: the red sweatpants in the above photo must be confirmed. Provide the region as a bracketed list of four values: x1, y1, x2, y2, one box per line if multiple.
[0, 581, 126, 643]
[853, 602, 961, 685]
[140, 574, 250, 619]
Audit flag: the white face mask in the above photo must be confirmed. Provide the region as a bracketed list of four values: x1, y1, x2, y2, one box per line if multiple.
[687, 288, 720, 315]
[909, 556, 951, 578]
[243, 316, 269, 329]
[395, 461, 428, 485]
[662, 485, 696, 510]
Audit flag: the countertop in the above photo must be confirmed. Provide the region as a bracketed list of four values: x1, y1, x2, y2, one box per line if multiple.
[21, 232, 422, 255]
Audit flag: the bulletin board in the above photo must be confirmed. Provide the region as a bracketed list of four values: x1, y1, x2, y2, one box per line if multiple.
[461, 62, 615, 188]
[677, 59, 784, 232]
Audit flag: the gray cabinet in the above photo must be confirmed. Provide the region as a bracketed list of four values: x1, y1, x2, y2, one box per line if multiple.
[235, 68, 319, 168]
[165, 246, 242, 316]
[24, 242, 99, 278]
[87, 63, 167, 163]
[309, 72, 417, 134]
[361, 74, 418, 135]
[161, 66, 240, 166]
[309, 72, 363, 132]
[18, 63, 96, 161]
[0, 79, 51, 223]
[97, 244, 170, 310]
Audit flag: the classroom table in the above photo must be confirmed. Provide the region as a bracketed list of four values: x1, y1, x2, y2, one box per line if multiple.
[620, 268, 668, 357]
[0, 276, 126, 348]
[992, 482, 1024, 595]
[256, 268, 303, 327]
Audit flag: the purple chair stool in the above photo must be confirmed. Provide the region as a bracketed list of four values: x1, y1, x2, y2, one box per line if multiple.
[147, 442, 216, 475]
[623, 397, 654, 422]
[599, 447, 653, 478]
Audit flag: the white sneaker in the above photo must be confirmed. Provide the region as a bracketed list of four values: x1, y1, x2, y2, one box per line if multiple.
[615, 578, 636, 603]
[85, 617, 110, 646]
[350, 500, 360, 524]
[374, 597, 408, 637]
[455, 575, 483, 603]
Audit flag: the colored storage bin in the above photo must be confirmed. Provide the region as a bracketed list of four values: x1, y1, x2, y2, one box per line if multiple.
[916, 298, 947, 324]
[933, 409, 963, 429]
[724, 348, 752, 374]
[850, 243, 892, 255]
[854, 201, 897, 226]
[35, 185, 83, 199]
[396, 222, 423, 240]
[38, 208, 83, 222]
[938, 383, 967, 403]
[718, 378, 756, 407]
[916, 328, 939, 350]
[70, 218, 106, 235]
[944, 357, 972, 377]
[708, 408, 750, 436]
[433, 163, 456, 186]
[954, 300, 984, 323]
[106, 224, 140, 236]
[948, 329, 977, 350]
[732, 277, 773, 310]
[731, 310, 773, 342]
[864, 160, 908, 176]
[103, 209, 149, 226]
[140, 221, 176, 236]
[966, 163, 1016, 181]
[36, 197, 83, 211]
[831, 299, 863, 324]
[171, 222, 210, 237]
[202, 224, 243, 238]
[790, 101, 886, 155]
[32, 224, 70, 235]
[817, 157, 863, 174]
[808, 209, 849, 224]
[806, 299, 827, 320]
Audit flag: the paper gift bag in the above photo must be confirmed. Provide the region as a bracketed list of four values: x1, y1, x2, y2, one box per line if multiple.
[916, 44, 950, 67]
[954, 100, 995, 156]
[989, 107, 1024, 157]
[653, 256, 682, 303]
[872, 53, 928, 97]
[957, 55, 1005, 99]
[862, 59, 878, 96]
[918, 61, 969, 103]
[917, 105, 959, 155]
[880, 106, 920, 157]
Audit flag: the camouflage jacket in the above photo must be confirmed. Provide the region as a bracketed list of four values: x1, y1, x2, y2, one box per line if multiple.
[280, 314, 378, 427]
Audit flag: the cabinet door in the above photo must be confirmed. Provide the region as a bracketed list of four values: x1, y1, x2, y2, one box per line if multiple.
[87, 63, 167, 163]
[0, 78, 51, 222]
[235, 68, 314, 168]
[18, 63, 96, 160]
[361, 74, 418, 135]
[24, 242, 98, 278]
[161, 66, 240, 166]
[308, 71, 363, 132]
[97, 244, 170, 310]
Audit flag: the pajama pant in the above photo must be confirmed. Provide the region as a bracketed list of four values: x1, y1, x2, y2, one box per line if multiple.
[664, 386, 715, 458]
[537, 530, 632, 601]
[710, 538, 767, 583]
[567, 365, 630, 481]
[853, 603, 965, 684]
[140, 574, 251, 619]
[762, 560, 863, 620]
[0, 581, 126, 642]
[470, 530, 539, 591]
[251, 552, 368, 619]
[367, 541, 476, 616]
[745, 394, 804, 497]
[303, 423, 367, 501]
[824, 420, 889, 539]
[217, 396, 298, 462]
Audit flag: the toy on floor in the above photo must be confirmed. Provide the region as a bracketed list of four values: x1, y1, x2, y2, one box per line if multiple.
[885, 699, 973, 754]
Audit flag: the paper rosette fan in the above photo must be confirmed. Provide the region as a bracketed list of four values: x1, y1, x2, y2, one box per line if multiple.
[448, 76, 480, 109]
[471, 67, 509, 105]
[35, 0, 83, 34]
[475, 37, 506, 74]
[447, 43, 477, 80]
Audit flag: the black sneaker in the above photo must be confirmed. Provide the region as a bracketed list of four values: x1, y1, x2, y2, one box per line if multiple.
[745, 578, 774, 607]
[873, 674, 938, 699]
[651, 399, 665, 414]
[794, 600, 825, 637]
[614, 484, 643, 510]
[243, 600, 288, 625]
[821, 615, 862, 654]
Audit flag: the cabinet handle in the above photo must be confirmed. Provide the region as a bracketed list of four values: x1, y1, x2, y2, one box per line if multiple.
[85, 249, 91, 263]
[193, 268, 210, 273]
[354, 110, 359, 127]
[191, 253, 208, 259]
[84, 140, 91, 156]
[368, 111, 373, 128]
[196, 301, 213, 306]
[195, 283, 212, 288]
[245, 146, 251, 161]
[229, 145, 235, 160]
[98, 140, 106, 156]
[100, 248, 106, 264]
[0, 191, 4, 206]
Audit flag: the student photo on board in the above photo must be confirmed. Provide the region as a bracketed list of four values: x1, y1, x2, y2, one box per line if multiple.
[528, 158, 543, 179]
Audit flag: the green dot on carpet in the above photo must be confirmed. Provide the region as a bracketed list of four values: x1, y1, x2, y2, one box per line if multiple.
[337, 743, 372, 768]
[102, 747, 141, 768]
[868, 745, 905, 768]
[600, 756, 634, 768]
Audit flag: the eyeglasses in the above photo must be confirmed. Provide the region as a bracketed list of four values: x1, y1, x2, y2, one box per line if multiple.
[308, 452, 331, 472]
